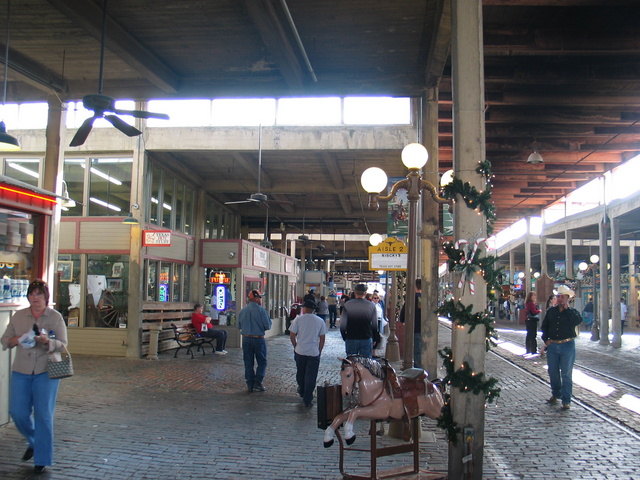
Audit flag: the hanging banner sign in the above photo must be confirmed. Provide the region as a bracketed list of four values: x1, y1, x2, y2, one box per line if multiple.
[368, 236, 408, 271]
[142, 230, 172, 246]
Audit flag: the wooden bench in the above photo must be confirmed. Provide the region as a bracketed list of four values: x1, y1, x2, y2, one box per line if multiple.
[170, 323, 215, 358]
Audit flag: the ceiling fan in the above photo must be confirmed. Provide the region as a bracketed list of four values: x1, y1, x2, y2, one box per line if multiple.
[225, 125, 292, 207]
[69, 0, 169, 147]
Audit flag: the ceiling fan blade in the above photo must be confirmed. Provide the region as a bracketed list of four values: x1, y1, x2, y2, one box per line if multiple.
[104, 115, 143, 137]
[69, 116, 98, 147]
[224, 199, 253, 205]
[114, 108, 170, 120]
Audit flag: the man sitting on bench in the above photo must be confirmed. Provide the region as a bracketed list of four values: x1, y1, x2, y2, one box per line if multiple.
[191, 303, 228, 355]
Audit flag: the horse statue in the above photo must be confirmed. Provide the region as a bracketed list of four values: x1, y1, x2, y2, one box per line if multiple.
[323, 355, 444, 448]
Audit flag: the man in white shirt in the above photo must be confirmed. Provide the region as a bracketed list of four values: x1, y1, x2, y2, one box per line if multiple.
[289, 299, 328, 407]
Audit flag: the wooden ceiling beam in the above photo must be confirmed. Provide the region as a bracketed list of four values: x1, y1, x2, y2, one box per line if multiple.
[232, 153, 273, 190]
[322, 152, 345, 190]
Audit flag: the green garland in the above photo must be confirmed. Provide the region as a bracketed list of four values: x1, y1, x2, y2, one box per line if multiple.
[435, 159, 501, 444]
[441, 241, 504, 301]
[435, 299, 499, 351]
[437, 347, 501, 444]
[441, 177, 496, 235]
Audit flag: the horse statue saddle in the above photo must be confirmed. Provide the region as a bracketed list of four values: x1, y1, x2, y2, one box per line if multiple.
[382, 366, 429, 418]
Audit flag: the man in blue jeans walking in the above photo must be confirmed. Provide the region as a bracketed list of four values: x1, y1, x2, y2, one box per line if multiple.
[289, 299, 328, 407]
[238, 290, 272, 393]
[540, 285, 583, 410]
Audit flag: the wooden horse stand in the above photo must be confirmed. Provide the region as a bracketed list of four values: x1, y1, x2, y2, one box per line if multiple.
[336, 417, 420, 480]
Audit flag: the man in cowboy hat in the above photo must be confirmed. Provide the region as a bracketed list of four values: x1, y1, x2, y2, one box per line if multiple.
[540, 285, 583, 410]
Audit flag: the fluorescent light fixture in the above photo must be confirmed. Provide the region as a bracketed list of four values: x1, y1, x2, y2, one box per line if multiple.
[89, 197, 122, 212]
[7, 162, 39, 179]
[90, 167, 122, 185]
[150, 197, 172, 210]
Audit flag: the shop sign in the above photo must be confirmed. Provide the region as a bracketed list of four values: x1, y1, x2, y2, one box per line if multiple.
[210, 272, 231, 284]
[143, 229, 171, 246]
[368, 236, 407, 271]
[214, 285, 227, 311]
[253, 247, 268, 268]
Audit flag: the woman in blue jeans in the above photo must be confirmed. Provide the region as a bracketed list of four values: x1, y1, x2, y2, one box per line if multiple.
[1, 280, 68, 474]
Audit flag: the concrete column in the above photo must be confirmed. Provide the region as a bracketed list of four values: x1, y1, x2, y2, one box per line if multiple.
[421, 88, 441, 379]
[450, 0, 487, 477]
[540, 236, 548, 278]
[525, 219, 532, 296]
[509, 250, 515, 288]
[629, 245, 636, 327]
[565, 230, 573, 279]
[611, 218, 621, 347]
[598, 219, 610, 345]
[127, 109, 146, 358]
[41, 97, 66, 285]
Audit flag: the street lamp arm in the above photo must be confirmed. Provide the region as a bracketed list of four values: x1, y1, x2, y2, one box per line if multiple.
[378, 178, 411, 202]
[418, 179, 453, 206]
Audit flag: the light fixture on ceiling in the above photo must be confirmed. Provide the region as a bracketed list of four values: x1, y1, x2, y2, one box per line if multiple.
[0, 0, 20, 151]
[122, 204, 140, 225]
[527, 141, 543, 164]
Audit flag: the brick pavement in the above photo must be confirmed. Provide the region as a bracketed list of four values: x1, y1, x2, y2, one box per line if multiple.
[0, 325, 638, 479]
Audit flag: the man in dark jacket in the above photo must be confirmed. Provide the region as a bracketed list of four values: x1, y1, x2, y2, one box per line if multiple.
[339, 284, 379, 358]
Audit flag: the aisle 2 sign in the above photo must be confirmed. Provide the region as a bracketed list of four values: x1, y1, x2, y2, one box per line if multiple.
[368, 237, 407, 271]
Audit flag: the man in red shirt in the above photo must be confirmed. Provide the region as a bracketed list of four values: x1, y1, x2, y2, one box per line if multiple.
[191, 303, 228, 355]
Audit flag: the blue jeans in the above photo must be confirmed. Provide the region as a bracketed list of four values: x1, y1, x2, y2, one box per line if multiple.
[582, 312, 594, 329]
[10, 371, 60, 466]
[328, 305, 338, 327]
[345, 338, 373, 358]
[546, 340, 576, 404]
[242, 337, 267, 388]
[201, 328, 227, 351]
[294, 353, 321, 406]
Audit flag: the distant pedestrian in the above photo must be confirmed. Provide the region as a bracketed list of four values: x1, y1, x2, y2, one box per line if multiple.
[620, 297, 628, 335]
[545, 294, 557, 310]
[582, 296, 594, 330]
[317, 296, 329, 324]
[303, 289, 317, 306]
[524, 292, 541, 355]
[237, 290, 272, 393]
[289, 300, 328, 407]
[191, 303, 228, 355]
[327, 290, 339, 328]
[540, 285, 582, 410]
[340, 284, 379, 358]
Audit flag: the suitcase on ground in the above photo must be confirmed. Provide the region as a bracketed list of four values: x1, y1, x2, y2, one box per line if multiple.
[317, 384, 342, 429]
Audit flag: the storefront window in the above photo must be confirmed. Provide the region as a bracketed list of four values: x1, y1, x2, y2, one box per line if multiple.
[85, 255, 129, 328]
[3, 158, 41, 188]
[149, 164, 161, 225]
[159, 262, 171, 302]
[56, 254, 128, 328]
[61, 158, 85, 216]
[184, 187, 194, 235]
[175, 182, 184, 232]
[172, 264, 181, 302]
[0, 209, 37, 302]
[162, 175, 174, 228]
[145, 260, 157, 300]
[88, 158, 132, 216]
[55, 254, 82, 326]
[182, 265, 191, 301]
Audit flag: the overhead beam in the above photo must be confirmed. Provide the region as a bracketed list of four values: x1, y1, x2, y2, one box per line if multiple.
[242, 0, 306, 91]
[46, 0, 179, 94]
[232, 153, 273, 190]
[0, 46, 66, 94]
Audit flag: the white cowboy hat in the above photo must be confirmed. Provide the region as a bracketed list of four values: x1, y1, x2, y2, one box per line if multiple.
[556, 285, 575, 298]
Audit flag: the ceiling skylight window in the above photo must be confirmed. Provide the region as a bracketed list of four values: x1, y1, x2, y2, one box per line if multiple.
[344, 97, 411, 125]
